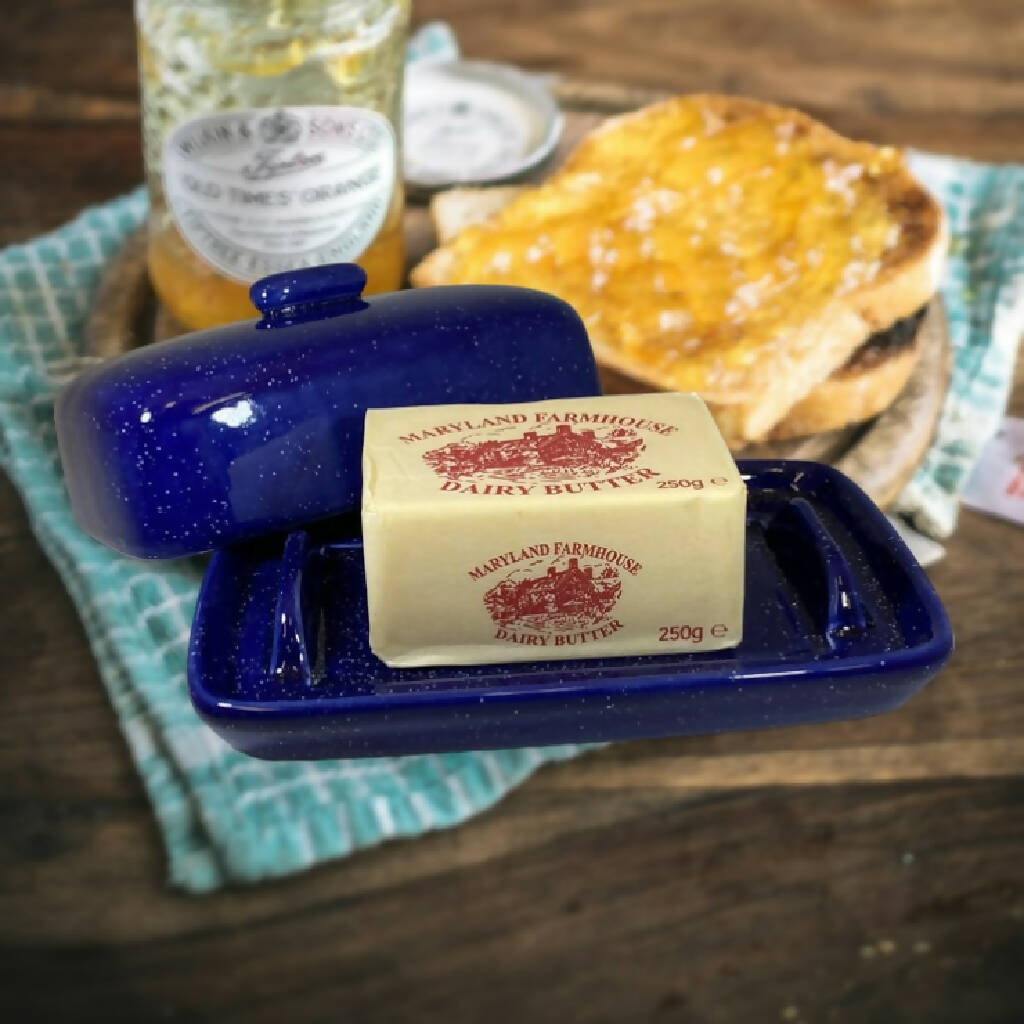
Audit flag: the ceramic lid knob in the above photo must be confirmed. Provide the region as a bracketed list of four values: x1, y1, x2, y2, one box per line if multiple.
[250, 263, 367, 321]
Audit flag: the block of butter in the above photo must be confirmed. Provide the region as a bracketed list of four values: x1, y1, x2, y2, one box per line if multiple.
[362, 393, 746, 667]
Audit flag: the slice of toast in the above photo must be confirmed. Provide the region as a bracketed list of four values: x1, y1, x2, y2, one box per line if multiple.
[412, 95, 947, 442]
[429, 188, 930, 442]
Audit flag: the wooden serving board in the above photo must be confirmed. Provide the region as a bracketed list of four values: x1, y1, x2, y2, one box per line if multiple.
[85, 79, 951, 510]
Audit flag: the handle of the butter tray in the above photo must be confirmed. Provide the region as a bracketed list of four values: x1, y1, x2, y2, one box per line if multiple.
[269, 530, 314, 686]
[765, 498, 869, 650]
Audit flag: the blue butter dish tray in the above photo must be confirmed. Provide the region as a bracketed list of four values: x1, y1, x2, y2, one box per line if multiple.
[188, 461, 953, 760]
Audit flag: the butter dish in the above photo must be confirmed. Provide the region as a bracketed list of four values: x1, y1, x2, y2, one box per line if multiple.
[55, 264, 599, 558]
[188, 461, 953, 759]
[54, 266, 951, 761]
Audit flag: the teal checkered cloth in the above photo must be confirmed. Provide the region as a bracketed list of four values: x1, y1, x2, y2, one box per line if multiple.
[898, 153, 1024, 537]
[1, 153, 1020, 891]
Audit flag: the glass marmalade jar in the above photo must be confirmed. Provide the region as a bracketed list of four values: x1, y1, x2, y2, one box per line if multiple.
[136, 0, 409, 330]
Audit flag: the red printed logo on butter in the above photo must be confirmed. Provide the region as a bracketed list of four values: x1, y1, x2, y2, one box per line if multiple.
[398, 409, 682, 495]
[469, 542, 641, 649]
[424, 423, 645, 482]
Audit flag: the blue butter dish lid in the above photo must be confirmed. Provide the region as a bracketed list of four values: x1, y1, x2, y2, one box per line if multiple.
[188, 461, 954, 760]
[55, 264, 600, 558]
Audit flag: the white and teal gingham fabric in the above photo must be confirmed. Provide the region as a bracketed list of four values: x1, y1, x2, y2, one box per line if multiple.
[1, 151, 1021, 891]
[0, 192, 583, 893]
[896, 153, 1024, 537]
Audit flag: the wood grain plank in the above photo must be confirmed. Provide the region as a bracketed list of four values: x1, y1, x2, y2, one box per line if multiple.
[417, 0, 1024, 159]
[3, 780, 1023, 1022]
[537, 738, 1024, 789]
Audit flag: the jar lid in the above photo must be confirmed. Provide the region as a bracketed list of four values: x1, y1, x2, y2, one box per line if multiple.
[403, 60, 563, 189]
[55, 264, 599, 558]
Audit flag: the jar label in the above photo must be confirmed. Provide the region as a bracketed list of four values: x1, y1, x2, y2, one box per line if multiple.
[163, 106, 396, 283]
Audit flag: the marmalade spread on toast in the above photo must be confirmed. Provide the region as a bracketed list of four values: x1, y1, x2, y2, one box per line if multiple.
[432, 97, 907, 398]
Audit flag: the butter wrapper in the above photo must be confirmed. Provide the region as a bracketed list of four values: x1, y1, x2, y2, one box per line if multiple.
[362, 393, 746, 667]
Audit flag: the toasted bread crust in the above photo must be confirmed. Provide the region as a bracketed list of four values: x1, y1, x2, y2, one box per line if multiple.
[413, 94, 947, 440]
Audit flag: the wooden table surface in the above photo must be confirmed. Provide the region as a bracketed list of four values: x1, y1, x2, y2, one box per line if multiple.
[2, 2, 1023, 1021]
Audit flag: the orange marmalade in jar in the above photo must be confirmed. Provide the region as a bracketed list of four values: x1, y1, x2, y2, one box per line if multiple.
[136, 0, 409, 330]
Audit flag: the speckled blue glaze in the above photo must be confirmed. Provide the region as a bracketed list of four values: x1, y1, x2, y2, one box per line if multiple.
[55, 265, 600, 557]
[188, 462, 954, 760]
